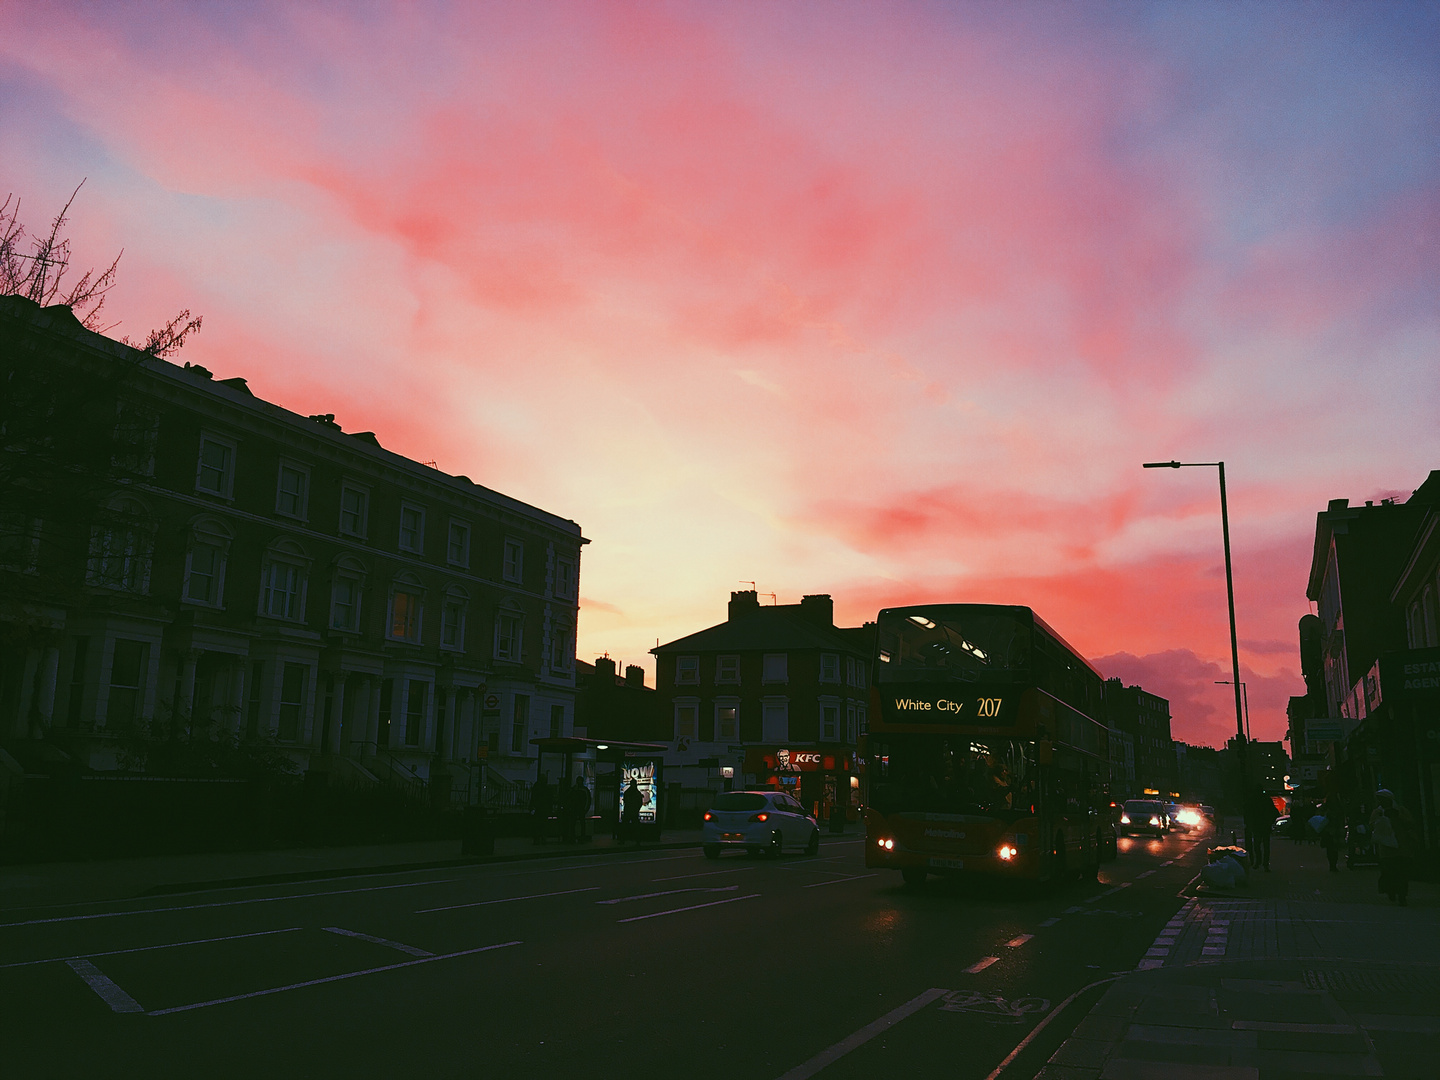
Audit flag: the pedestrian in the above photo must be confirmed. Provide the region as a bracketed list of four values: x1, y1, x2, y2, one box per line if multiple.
[1246, 788, 1277, 870]
[531, 774, 552, 844]
[621, 777, 643, 845]
[556, 776, 574, 844]
[570, 776, 592, 842]
[1371, 789, 1415, 905]
[1317, 796, 1344, 872]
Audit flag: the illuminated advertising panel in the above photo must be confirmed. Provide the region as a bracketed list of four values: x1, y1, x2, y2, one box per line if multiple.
[620, 759, 659, 824]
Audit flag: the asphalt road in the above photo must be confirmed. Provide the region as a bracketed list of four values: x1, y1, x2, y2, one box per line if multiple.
[0, 826, 1214, 1079]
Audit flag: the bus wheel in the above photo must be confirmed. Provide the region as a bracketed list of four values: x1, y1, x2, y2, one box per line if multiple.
[901, 868, 927, 888]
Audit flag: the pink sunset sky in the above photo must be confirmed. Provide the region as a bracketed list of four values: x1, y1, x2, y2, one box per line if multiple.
[3, 2, 1437, 749]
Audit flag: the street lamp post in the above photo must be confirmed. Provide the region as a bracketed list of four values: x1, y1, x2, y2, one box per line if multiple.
[1216, 680, 1250, 741]
[1143, 460, 1249, 805]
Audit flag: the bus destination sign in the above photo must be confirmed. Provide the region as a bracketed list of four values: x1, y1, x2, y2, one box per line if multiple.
[879, 686, 1021, 727]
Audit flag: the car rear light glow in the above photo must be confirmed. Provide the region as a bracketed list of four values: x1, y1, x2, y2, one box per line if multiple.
[749, 812, 768, 822]
[703, 811, 713, 822]
[998, 844, 1017, 861]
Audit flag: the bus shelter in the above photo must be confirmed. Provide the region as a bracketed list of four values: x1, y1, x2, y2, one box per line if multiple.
[530, 737, 668, 843]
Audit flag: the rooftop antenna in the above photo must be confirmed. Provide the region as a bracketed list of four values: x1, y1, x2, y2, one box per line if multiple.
[739, 580, 756, 590]
[763, 593, 777, 605]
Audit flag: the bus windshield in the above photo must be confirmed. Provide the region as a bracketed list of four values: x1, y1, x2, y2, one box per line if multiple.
[876, 608, 1031, 684]
[866, 735, 1036, 819]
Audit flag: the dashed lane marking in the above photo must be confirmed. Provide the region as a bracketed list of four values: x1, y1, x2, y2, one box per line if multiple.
[597, 886, 739, 905]
[416, 886, 599, 914]
[1063, 906, 1083, 914]
[146, 940, 522, 1016]
[1005, 935, 1034, 948]
[803, 874, 878, 888]
[652, 867, 756, 881]
[963, 956, 1000, 974]
[0, 927, 304, 970]
[1136, 870, 1156, 878]
[1038, 918, 1060, 927]
[67, 959, 144, 1014]
[616, 893, 761, 923]
[322, 926, 433, 957]
[774, 988, 949, 1080]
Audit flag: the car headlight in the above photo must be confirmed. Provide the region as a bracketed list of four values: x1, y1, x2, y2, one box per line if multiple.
[998, 844, 1017, 861]
[1120, 814, 1130, 824]
[1149, 816, 1160, 826]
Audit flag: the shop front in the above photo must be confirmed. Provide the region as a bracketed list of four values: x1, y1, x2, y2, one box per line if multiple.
[743, 746, 857, 824]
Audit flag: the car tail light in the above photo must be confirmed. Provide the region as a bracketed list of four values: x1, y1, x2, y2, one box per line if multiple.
[703, 811, 713, 822]
[749, 812, 769, 822]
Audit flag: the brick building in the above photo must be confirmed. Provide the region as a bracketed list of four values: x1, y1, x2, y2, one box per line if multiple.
[1103, 678, 1175, 798]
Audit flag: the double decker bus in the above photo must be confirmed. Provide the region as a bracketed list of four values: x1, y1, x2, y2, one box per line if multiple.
[862, 604, 1113, 886]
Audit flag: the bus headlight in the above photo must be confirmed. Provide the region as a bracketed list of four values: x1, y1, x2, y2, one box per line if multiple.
[998, 844, 1017, 861]
[877, 838, 894, 851]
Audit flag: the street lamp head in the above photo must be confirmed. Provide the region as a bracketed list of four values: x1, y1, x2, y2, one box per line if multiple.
[1143, 461, 1182, 468]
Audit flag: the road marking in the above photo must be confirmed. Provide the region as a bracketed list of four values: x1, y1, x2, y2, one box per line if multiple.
[322, 926, 432, 957]
[147, 940, 522, 1016]
[1005, 935, 1033, 948]
[963, 956, 1000, 974]
[652, 867, 756, 881]
[774, 987, 949, 1080]
[598, 886, 739, 905]
[1063, 906, 1083, 914]
[616, 893, 760, 923]
[67, 959, 144, 1013]
[1083, 894, 1105, 903]
[981, 974, 1124, 1080]
[1233, 1020, 1358, 1034]
[0, 927, 304, 970]
[1136, 870, 1156, 878]
[777, 865, 857, 876]
[1161, 859, 1175, 866]
[416, 886, 598, 913]
[803, 874, 878, 888]
[0, 879, 453, 928]
[1038, 917, 1060, 927]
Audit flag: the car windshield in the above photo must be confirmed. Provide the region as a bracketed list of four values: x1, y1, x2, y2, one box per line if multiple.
[710, 792, 767, 812]
[876, 608, 1031, 684]
[866, 735, 1036, 819]
[1125, 801, 1162, 814]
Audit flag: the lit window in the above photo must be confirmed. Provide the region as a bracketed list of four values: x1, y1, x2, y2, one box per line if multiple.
[390, 588, 422, 642]
[196, 435, 235, 497]
[503, 539, 524, 583]
[339, 485, 368, 537]
[276, 463, 308, 519]
[447, 521, 470, 567]
[676, 656, 699, 684]
[717, 705, 739, 741]
[399, 504, 425, 553]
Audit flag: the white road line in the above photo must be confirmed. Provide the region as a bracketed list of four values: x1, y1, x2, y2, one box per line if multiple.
[1005, 935, 1033, 948]
[777, 866, 857, 876]
[616, 893, 760, 923]
[1136, 870, 1156, 878]
[147, 940, 522, 1016]
[1083, 894, 1105, 904]
[322, 926, 433, 957]
[66, 959, 144, 1014]
[1038, 917, 1060, 927]
[775, 988, 949, 1080]
[0, 927, 304, 970]
[1063, 906, 1083, 914]
[963, 956, 1000, 974]
[1161, 859, 1175, 866]
[0, 879, 453, 928]
[802, 874, 878, 889]
[598, 886, 739, 905]
[416, 886, 598, 913]
[652, 867, 756, 881]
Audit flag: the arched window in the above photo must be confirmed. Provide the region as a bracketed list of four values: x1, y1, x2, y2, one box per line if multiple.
[440, 584, 469, 651]
[88, 496, 154, 593]
[549, 618, 573, 672]
[183, 516, 233, 607]
[494, 601, 524, 662]
[330, 554, 368, 632]
[259, 538, 310, 621]
[388, 571, 425, 643]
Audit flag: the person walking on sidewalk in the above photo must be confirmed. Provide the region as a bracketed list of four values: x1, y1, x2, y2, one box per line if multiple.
[621, 777, 643, 845]
[1371, 788, 1416, 905]
[1245, 788, 1278, 870]
[1317, 795, 1345, 871]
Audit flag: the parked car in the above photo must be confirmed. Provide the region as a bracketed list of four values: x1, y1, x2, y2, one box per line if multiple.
[702, 790, 820, 859]
[1119, 799, 1170, 837]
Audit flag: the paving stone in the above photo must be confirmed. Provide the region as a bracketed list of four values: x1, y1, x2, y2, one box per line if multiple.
[1099, 1059, 1258, 1080]
[1255, 1049, 1383, 1076]
[1125, 1025, 1256, 1049]
[1109, 1040, 1235, 1066]
[1071, 1014, 1129, 1041]
[1049, 1037, 1112, 1068]
[1254, 1030, 1372, 1053]
[1033, 1065, 1101, 1080]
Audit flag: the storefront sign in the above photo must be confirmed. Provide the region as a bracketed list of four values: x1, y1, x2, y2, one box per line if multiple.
[744, 748, 854, 774]
[1380, 647, 1440, 698]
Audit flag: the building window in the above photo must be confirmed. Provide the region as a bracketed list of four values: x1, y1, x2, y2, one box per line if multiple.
[820, 654, 840, 684]
[339, 484, 369, 538]
[447, 521, 470, 567]
[550, 621, 572, 671]
[89, 501, 152, 593]
[821, 703, 839, 740]
[716, 704, 739, 741]
[716, 655, 740, 684]
[762, 700, 789, 742]
[399, 504, 425, 554]
[550, 704, 564, 739]
[112, 402, 158, 477]
[675, 702, 699, 740]
[182, 517, 231, 607]
[762, 653, 788, 684]
[277, 662, 308, 742]
[106, 639, 149, 728]
[852, 660, 867, 689]
[496, 608, 523, 662]
[676, 656, 700, 685]
[260, 542, 309, 621]
[330, 576, 362, 632]
[555, 557, 577, 600]
[441, 586, 468, 651]
[389, 578, 424, 642]
[275, 462, 309, 519]
[503, 539, 524, 583]
[0, 512, 39, 573]
[511, 694, 529, 753]
[845, 704, 858, 744]
[196, 434, 236, 497]
[404, 680, 427, 747]
[65, 637, 89, 728]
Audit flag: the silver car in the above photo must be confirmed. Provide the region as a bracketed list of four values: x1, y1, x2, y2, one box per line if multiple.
[702, 790, 821, 859]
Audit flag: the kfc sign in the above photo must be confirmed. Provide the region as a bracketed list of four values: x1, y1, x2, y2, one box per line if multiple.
[745, 748, 852, 774]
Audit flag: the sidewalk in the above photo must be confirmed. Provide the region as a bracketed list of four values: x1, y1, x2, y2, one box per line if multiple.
[1037, 833, 1440, 1079]
[0, 827, 712, 912]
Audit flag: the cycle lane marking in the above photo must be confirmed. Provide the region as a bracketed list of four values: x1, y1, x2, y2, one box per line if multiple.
[803, 874, 878, 889]
[416, 886, 598, 913]
[615, 893, 760, 923]
[963, 956, 1001, 973]
[597, 886, 739, 905]
[67, 959, 144, 1014]
[322, 927, 432, 957]
[0, 926, 304, 970]
[774, 987, 950, 1080]
[1005, 935, 1033, 948]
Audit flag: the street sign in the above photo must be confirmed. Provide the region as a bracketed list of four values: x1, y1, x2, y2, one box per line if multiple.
[485, 694, 499, 709]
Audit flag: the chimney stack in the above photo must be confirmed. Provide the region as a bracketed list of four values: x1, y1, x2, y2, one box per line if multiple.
[728, 590, 760, 621]
[625, 665, 646, 688]
[594, 656, 617, 681]
[799, 594, 834, 627]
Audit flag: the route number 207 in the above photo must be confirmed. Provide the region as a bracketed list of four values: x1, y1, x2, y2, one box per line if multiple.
[975, 697, 1003, 718]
